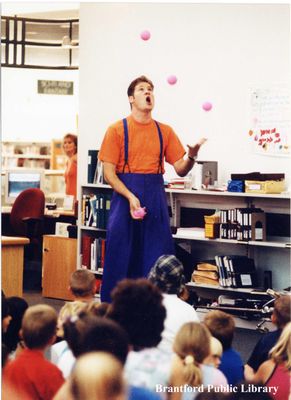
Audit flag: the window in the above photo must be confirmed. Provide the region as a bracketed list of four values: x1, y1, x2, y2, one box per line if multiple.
[1, 16, 79, 69]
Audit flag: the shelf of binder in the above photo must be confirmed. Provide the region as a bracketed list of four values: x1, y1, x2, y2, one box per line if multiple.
[192, 256, 258, 289]
[204, 213, 220, 239]
[219, 208, 266, 242]
[81, 192, 112, 229]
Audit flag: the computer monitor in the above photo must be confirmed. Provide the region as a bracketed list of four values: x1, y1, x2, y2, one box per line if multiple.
[5, 169, 45, 205]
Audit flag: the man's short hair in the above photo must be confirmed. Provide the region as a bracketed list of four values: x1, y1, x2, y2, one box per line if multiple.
[273, 295, 291, 328]
[127, 76, 154, 97]
[21, 305, 57, 349]
[204, 310, 235, 350]
[70, 270, 96, 298]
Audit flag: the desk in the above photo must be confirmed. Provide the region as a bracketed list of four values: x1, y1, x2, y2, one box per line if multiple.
[1, 236, 29, 297]
[1, 206, 77, 237]
[1, 206, 75, 218]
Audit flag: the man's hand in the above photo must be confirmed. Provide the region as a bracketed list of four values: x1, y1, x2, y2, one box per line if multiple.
[187, 138, 207, 159]
[128, 194, 142, 220]
[174, 137, 207, 177]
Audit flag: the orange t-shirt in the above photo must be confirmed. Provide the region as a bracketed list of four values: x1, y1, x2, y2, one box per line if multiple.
[64, 155, 77, 197]
[98, 116, 185, 174]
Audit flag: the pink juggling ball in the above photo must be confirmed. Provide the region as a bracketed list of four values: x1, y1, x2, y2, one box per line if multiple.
[202, 101, 213, 111]
[133, 207, 147, 219]
[140, 30, 151, 41]
[167, 75, 177, 85]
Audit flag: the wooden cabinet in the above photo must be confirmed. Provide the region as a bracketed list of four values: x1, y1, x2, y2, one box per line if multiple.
[1, 236, 29, 297]
[42, 235, 77, 300]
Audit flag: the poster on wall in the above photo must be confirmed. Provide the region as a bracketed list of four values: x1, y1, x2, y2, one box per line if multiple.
[248, 85, 290, 157]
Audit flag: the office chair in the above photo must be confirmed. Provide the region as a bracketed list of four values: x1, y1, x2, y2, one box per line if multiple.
[10, 188, 45, 289]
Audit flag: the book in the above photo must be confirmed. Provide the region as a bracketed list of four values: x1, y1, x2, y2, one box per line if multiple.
[232, 272, 258, 288]
[193, 270, 219, 280]
[176, 227, 205, 239]
[227, 256, 257, 288]
[196, 260, 218, 272]
[215, 255, 227, 287]
[191, 274, 220, 286]
[81, 235, 94, 269]
[87, 150, 99, 184]
[228, 256, 256, 274]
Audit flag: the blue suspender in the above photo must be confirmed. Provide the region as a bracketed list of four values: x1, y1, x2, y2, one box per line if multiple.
[122, 118, 130, 173]
[122, 118, 163, 174]
[154, 120, 163, 174]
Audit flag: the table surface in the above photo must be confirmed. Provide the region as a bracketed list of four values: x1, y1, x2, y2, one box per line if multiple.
[1, 236, 30, 245]
[1, 206, 75, 217]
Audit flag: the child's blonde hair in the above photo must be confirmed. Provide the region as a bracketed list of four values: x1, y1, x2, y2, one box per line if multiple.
[269, 322, 291, 369]
[21, 305, 57, 349]
[57, 301, 87, 338]
[69, 352, 126, 400]
[173, 322, 211, 387]
[204, 336, 223, 368]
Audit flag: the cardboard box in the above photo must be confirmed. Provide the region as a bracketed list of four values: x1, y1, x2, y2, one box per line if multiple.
[245, 180, 285, 194]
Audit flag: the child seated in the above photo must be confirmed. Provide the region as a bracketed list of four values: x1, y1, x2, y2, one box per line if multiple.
[170, 322, 227, 400]
[203, 336, 223, 369]
[68, 352, 126, 400]
[204, 310, 244, 385]
[3, 304, 64, 400]
[69, 269, 97, 302]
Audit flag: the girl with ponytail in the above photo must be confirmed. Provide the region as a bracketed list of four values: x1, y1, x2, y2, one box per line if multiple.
[170, 322, 227, 400]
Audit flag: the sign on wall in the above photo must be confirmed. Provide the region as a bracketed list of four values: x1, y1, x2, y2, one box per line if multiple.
[248, 85, 290, 157]
[38, 80, 74, 95]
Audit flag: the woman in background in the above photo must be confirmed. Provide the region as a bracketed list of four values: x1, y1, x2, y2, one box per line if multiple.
[63, 133, 77, 198]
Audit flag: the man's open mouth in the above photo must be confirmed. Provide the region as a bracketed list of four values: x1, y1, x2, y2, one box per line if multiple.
[146, 96, 151, 104]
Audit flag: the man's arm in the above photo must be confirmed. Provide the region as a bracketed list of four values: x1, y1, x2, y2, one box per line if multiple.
[173, 138, 207, 177]
[103, 162, 141, 219]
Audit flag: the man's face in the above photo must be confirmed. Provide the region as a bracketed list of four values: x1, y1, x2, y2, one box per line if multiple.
[129, 81, 154, 111]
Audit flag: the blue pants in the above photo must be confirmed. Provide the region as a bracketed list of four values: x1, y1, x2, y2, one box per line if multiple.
[100, 173, 175, 302]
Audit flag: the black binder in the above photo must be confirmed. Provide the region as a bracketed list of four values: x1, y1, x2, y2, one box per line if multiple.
[87, 150, 99, 184]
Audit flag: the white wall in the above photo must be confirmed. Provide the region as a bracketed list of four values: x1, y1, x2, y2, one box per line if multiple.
[2, 68, 79, 142]
[78, 3, 290, 187]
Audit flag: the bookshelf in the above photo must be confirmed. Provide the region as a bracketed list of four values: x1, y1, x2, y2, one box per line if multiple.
[77, 184, 290, 311]
[1, 140, 66, 171]
[166, 189, 290, 292]
[78, 184, 112, 295]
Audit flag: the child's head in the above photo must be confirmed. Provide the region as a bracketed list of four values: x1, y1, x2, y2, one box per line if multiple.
[173, 322, 211, 387]
[1, 297, 11, 334]
[272, 295, 291, 329]
[107, 278, 166, 350]
[85, 301, 110, 317]
[203, 336, 223, 368]
[57, 300, 87, 338]
[269, 322, 291, 369]
[204, 310, 235, 351]
[4, 296, 28, 352]
[21, 305, 58, 349]
[69, 352, 126, 400]
[63, 313, 129, 365]
[148, 254, 186, 296]
[69, 270, 96, 300]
